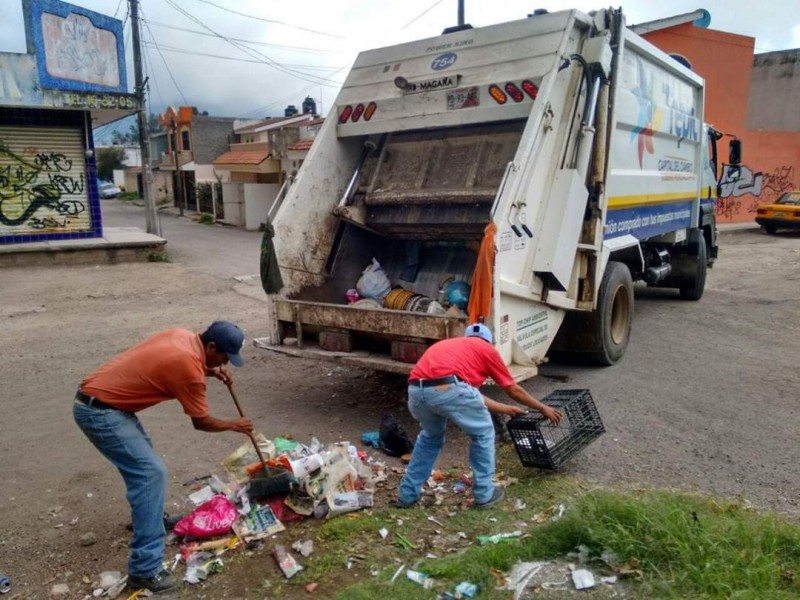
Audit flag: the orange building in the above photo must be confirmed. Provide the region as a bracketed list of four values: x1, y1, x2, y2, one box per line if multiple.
[633, 10, 800, 222]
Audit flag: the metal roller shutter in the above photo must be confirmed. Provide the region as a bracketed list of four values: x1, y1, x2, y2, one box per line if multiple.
[0, 125, 92, 238]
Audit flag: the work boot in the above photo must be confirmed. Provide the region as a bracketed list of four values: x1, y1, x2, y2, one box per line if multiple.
[389, 497, 417, 509]
[127, 569, 178, 594]
[473, 486, 505, 510]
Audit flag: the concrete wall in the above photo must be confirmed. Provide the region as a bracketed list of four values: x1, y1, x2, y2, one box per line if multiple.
[642, 24, 800, 222]
[221, 182, 279, 229]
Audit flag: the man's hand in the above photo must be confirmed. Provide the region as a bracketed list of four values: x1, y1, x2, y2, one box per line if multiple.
[209, 368, 233, 385]
[540, 405, 562, 424]
[506, 405, 528, 418]
[230, 417, 254, 434]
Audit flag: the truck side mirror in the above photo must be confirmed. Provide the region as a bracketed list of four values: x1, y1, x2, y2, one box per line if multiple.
[729, 139, 742, 165]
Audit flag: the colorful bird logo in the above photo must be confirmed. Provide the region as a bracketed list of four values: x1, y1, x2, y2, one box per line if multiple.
[630, 58, 663, 168]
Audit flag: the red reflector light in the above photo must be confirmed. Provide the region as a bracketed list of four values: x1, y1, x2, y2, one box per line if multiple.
[505, 82, 524, 103]
[339, 105, 353, 124]
[364, 102, 377, 121]
[488, 84, 507, 104]
[352, 103, 365, 122]
[521, 80, 539, 99]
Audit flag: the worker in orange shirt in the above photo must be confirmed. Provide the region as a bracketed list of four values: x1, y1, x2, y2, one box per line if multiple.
[391, 323, 561, 510]
[73, 321, 253, 593]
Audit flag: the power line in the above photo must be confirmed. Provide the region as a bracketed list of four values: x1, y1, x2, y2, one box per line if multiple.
[144, 19, 342, 55]
[192, 0, 343, 38]
[113, 0, 124, 18]
[140, 8, 189, 105]
[163, 0, 342, 87]
[403, 0, 445, 29]
[142, 42, 344, 72]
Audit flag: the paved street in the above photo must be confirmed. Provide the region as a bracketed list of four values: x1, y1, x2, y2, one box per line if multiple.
[100, 199, 262, 280]
[1, 207, 798, 597]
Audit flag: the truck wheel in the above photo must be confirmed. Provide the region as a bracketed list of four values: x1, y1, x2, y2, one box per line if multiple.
[589, 261, 633, 365]
[763, 225, 777, 235]
[679, 238, 707, 301]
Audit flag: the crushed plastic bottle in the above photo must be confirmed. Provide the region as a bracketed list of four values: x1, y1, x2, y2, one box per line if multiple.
[0, 573, 10, 594]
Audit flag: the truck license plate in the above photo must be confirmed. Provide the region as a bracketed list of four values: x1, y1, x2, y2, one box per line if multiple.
[447, 87, 479, 110]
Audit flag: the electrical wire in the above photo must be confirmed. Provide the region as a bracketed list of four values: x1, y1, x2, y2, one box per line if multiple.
[144, 19, 342, 55]
[163, 0, 342, 87]
[403, 0, 445, 29]
[192, 0, 343, 38]
[142, 42, 343, 71]
[140, 9, 189, 105]
[113, 0, 124, 18]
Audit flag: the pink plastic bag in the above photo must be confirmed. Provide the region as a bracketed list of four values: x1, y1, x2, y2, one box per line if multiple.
[174, 495, 238, 538]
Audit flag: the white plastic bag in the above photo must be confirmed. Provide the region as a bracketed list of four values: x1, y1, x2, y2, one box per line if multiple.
[356, 258, 391, 301]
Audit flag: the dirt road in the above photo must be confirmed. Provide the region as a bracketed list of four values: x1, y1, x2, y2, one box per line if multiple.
[0, 224, 797, 598]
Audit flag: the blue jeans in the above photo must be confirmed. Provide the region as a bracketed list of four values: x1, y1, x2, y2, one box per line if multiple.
[73, 400, 167, 578]
[398, 380, 496, 504]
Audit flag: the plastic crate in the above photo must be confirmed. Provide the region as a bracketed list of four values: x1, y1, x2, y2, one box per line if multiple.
[507, 389, 604, 470]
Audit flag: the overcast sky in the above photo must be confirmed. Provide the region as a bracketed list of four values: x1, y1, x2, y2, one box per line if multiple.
[2, 0, 799, 128]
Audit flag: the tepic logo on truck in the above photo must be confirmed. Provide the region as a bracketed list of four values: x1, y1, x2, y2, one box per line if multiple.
[431, 52, 457, 71]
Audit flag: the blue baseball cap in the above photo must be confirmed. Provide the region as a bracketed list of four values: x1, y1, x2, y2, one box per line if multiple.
[465, 323, 493, 344]
[206, 320, 245, 367]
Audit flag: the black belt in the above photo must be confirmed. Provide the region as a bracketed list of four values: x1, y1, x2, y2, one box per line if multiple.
[408, 375, 461, 388]
[75, 390, 118, 410]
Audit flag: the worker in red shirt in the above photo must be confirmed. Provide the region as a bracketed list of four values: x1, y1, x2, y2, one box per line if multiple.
[391, 323, 561, 509]
[73, 321, 254, 593]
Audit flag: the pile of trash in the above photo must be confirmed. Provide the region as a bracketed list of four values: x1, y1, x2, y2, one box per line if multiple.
[163, 434, 385, 587]
[345, 258, 470, 317]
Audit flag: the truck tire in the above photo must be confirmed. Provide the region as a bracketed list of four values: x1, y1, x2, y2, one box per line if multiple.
[589, 261, 634, 365]
[679, 237, 707, 301]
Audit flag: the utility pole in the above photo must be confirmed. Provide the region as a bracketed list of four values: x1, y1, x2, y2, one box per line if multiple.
[458, 0, 464, 26]
[171, 118, 185, 217]
[129, 0, 161, 236]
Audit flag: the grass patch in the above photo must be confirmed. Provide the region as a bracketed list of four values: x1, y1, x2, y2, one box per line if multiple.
[118, 191, 139, 201]
[331, 448, 800, 599]
[196, 213, 215, 225]
[146, 250, 170, 262]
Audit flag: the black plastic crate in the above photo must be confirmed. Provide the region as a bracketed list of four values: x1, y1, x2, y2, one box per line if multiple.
[507, 389, 604, 470]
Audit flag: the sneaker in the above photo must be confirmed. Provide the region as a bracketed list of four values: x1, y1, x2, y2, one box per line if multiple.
[473, 486, 505, 510]
[389, 497, 418, 509]
[127, 569, 178, 594]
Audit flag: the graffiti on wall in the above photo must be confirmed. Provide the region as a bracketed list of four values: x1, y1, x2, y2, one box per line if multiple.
[41, 12, 120, 88]
[716, 164, 795, 221]
[0, 139, 89, 237]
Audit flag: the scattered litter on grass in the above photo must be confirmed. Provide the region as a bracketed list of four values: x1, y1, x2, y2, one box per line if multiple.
[273, 545, 303, 578]
[502, 562, 545, 600]
[379, 527, 389, 539]
[390, 564, 406, 584]
[571, 568, 595, 590]
[454, 581, 478, 597]
[406, 569, 434, 589]
[292, 539, 314, 557]
[477, 530, 522, 545]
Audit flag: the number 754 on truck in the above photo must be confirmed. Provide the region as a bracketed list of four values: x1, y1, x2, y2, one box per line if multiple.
[258, 7, 742, 382]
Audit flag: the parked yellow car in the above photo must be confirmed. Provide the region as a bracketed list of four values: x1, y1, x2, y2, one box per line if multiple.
[755, 191, 800, 234]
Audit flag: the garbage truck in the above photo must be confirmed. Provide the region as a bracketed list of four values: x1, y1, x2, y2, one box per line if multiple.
[257, 7, 740, 381]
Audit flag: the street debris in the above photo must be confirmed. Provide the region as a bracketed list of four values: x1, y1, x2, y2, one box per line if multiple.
[454, 581, 478, 597]
[273, 545, 303, 578]
[571, 568, 595, 590]
[406, 569, 434, 589]
[477, 530, 523, 545]
[379, 527, 389, 539]
[292, 539, 314, 558]
[79, 532, 97, 546]
[0, 572, 10, 595]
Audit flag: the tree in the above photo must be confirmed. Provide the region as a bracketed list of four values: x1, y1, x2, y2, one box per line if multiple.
[96, 146, 127, 181]
[110, 113, 162, 145]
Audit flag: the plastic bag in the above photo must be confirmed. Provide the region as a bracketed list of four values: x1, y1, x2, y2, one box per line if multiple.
[379, 414, 415, 457]
[173, 495, 238, 538]
[356, 258, 391, 301]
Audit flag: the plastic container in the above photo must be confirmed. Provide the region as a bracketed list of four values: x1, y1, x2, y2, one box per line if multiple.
[507, 389, 604, 470]
[0, 573, 10, 595]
